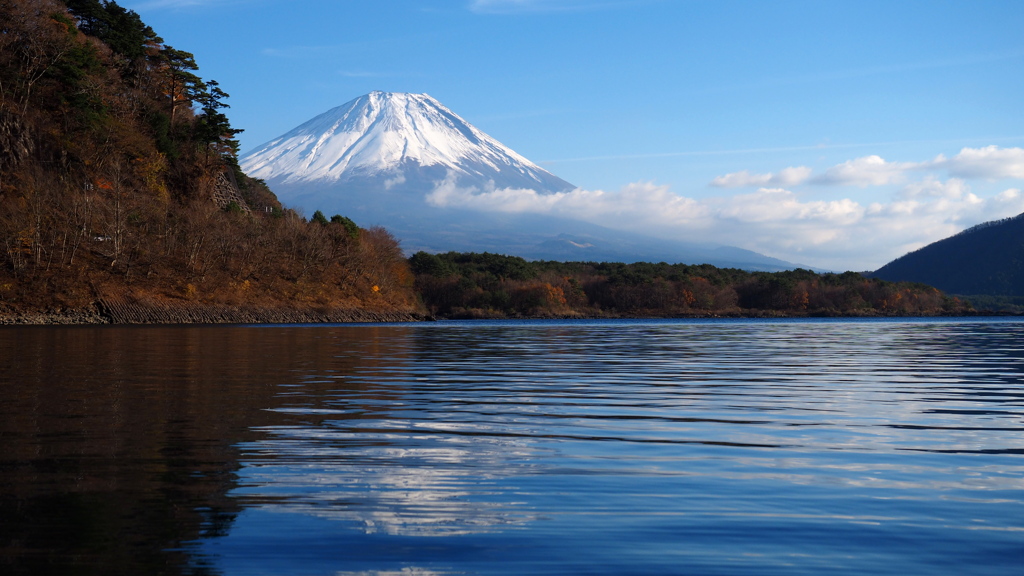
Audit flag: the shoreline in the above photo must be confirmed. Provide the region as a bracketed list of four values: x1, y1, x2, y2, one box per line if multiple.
[0, 304, 1014, 326]
[0, 301, 427, 326]
[430, 307, 1015, 321]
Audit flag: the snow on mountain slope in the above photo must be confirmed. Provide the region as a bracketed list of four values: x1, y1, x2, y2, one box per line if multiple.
[240, 91, 574, 193]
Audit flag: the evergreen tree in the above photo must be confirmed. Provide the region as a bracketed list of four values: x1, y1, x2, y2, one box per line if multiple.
[330, 214, 360, 239]
[64, 0, 159, 62]
[194, 80, 242, 159]
[157, 46, 201, 124]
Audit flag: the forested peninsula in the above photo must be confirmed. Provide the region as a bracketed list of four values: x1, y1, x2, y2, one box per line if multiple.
[0, 0, 420, 323]
[0, 1, 974, 324]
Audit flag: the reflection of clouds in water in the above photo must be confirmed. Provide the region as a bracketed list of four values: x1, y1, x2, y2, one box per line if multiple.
[238, 422, 538, 537]
[335, 565, 452, 569]
[669, 326, 1024, 458]
[700, 461, 1024, 492]
[229, 321, 1024, 556]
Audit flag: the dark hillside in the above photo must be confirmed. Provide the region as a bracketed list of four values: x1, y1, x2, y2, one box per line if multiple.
[872, 213, 1024, 297]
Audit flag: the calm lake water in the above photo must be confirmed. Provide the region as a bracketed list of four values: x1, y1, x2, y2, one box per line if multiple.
[1, 318, 1023, 575]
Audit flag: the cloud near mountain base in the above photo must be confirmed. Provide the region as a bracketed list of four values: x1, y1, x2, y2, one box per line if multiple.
[426, 173, 1024, 271]
[427, 173, 708, 225]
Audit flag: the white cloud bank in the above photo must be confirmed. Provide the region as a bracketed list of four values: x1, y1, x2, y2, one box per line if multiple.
[712, 146, 1024, 188]
[935, 145, 1024, 179]
[428, 174, 707, 226]
[427, 173, 1024, 272]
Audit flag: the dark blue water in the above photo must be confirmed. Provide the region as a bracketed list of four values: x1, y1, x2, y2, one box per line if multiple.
[2, 319, 1023, 575]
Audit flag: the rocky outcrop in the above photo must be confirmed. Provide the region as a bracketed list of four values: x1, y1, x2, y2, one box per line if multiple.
[210, 169, 250, 212]
[0, 110, 33, 178]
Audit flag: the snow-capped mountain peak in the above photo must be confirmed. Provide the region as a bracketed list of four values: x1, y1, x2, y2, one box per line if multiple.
[240, 91, 574, 193]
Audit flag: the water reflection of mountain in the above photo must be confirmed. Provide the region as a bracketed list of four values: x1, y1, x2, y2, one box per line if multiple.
[0, 326, 413, 574]
[234, 327, 539, 537]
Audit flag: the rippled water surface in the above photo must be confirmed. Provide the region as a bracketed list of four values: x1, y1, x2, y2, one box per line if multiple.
[2, 319, 1023, 575]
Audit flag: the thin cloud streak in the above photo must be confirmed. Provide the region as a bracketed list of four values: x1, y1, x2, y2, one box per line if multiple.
[123, 0, 257, 11]
[540, 137, 1024, 165]
[542, 145, 837, 164]
[338, 70, 398, 78]
[469, 0, 658, 14]
[472, 109, 566, 122]
[683, 49, 1024, 98]
[260, 33, 440, 59]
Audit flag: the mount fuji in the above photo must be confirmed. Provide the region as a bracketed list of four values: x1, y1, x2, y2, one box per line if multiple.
[242, 91, 573, 194]
[240, 92, 804, 271]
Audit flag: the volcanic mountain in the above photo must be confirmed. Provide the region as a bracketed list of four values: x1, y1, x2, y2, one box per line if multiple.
[240, 92, 803, 270]
[242, 91, 573, 194]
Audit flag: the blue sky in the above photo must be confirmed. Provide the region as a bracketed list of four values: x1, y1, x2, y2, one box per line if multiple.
[120, 0, 1024, 271]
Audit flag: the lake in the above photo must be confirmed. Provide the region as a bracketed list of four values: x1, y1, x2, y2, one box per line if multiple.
[1, 318, 1022, 575]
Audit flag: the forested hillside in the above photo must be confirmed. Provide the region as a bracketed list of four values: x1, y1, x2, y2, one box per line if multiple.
[0, 0, 419, 322]
[873, 213, 1024, 300]
[411, 252, 973, 318]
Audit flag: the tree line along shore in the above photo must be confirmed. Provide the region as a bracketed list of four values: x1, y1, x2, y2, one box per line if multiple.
[0, 249, 976, 324]
[409, 252, 974, 320]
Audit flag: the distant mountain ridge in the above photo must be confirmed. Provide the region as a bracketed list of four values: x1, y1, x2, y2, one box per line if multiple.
[240, 91, 807, 271]
[872, 212, 1024, 296]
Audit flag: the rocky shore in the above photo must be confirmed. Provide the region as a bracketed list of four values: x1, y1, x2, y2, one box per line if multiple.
[0, 299, 426, 325]
[2, 299, 1003, 326]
